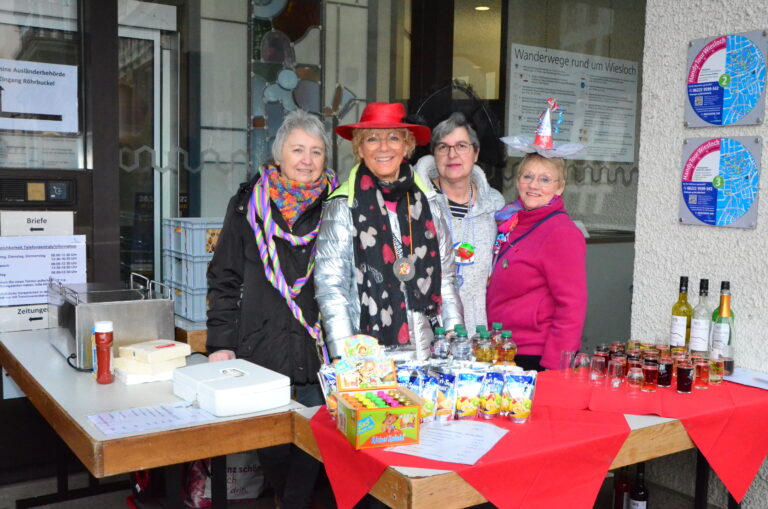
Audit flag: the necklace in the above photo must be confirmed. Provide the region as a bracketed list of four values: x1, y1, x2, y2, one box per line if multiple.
[441, 181, 475, 288]
[392, 193, 416, 282]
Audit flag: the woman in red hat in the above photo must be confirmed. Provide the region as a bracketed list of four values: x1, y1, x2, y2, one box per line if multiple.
[315, 102, 464, 360]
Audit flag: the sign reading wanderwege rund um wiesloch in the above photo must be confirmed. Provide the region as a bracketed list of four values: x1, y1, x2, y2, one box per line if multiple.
[0, 58, 78, 134]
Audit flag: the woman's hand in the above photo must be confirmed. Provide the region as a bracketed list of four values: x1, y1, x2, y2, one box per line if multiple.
[208, 349, 236, 362]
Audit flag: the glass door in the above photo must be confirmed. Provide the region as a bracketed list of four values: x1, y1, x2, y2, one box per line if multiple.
[117, 16, 177, 281]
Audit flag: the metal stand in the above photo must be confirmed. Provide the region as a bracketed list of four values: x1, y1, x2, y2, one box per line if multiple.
[210, 456, 227, 509]
[15, 441, 129, 509]
[694, 450, 710, 509]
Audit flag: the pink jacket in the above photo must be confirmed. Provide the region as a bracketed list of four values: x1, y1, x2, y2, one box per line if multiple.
[486, 198, 587, 369]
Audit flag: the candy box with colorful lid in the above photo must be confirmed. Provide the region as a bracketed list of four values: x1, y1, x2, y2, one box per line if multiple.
[334, 386, 424, 449]
[173, 359, 290, 417]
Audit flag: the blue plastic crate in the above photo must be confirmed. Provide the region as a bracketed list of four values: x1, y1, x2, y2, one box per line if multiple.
[162, 250, 213, 290]
[166, 280, 208, 322]
[162, 217, 223, 256]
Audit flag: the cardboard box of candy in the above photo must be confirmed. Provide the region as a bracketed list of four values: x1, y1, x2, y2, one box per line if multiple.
[334, 386, 424, 449]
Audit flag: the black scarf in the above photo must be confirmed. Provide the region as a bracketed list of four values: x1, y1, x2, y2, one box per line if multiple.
[351, 162, 442, 346]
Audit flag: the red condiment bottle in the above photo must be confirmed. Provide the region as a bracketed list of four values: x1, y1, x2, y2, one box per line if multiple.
[94, 321, 114, 384]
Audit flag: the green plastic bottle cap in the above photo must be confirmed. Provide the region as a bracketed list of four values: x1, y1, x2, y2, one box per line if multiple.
[475, 325, 488, 333]
[480, 330, 491, 339]
[434, 326, 445, 335]
[502, 330, 512, 338]
[492, 322, 503, 330]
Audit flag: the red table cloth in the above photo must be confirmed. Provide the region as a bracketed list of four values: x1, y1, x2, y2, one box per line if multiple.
[311, 372, 768, 506]
[583, 377, 768, 502]
[310, 403, 629, 509]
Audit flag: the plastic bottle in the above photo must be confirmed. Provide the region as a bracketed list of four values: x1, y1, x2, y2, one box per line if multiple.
[497, 330, 517, 364]
[451, 329, 472, 361]
[470, 325, 487, 358]
[430, 326, 450, 360]
[94, 321, 115, 384]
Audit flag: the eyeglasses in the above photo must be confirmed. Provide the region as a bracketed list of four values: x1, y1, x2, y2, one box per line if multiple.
[435, 141, 473, 156]
[519, 173, 560, 187]
[364, 133, 404, 147]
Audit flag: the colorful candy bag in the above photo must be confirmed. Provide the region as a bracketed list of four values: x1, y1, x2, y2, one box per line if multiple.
[318, 365, 338, 414]
[454, 369, 485, 419]
[395, 361, 429, 395]
[502, 370, 538, 423]
[420, 375, 440, 423]
[434, 370, 457, 422]
[477, 370, 505, 419]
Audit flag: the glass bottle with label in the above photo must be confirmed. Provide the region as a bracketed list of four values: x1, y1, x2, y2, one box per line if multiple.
[669, 276, 693, 354]
[689, 278, 712, 356]
[628, 463, 648, 509]
[711, 281, 734, 375]
[613, 466, 630, 509]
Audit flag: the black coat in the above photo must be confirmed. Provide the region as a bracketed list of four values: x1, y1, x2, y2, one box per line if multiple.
[206, 174, 325, 384]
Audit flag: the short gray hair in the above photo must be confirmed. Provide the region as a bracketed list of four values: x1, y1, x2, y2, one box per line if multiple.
[430, 112, 480, 153]
[272, 109, 331, 164]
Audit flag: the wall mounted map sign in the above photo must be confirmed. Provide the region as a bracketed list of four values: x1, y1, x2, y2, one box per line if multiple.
[0, 58, 79, 134]
[685, 31, 767, 127]
[679, 137, 761, 228]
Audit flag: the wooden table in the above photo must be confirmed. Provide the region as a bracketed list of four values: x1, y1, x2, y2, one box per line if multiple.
[0, 329, 294, 478]
[3, 328, 705, 509]
[292, 407, 697, 509]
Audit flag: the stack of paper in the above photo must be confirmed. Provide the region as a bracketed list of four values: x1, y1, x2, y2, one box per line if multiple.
[115, 340, 191, 385]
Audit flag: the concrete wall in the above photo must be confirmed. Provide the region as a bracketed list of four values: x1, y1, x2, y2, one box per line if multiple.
[634, 1, 768, 506]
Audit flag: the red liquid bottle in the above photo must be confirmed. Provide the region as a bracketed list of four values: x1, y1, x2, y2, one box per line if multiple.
[94, 321, 114, 384]
[613, 466, 630, 509]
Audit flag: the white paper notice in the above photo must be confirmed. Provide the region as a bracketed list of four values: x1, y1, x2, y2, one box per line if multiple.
[387, 420, 508, 465]
[508, 44, 639, 163]
[88, 403, 216, 436]
[0, 235, 86, 306]
[724, 367, 768, 391]
[0, 58, 79, 133]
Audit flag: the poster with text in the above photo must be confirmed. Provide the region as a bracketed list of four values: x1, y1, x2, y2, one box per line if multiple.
[679, 137, 760, 228]
[507, 44, 638, 162]
[0, 58, 79, 134]
[0, 235, 86, 306]
[685, 31, 767, 127]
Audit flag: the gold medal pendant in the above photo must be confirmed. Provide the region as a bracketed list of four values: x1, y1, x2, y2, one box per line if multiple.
[393, 257, 415, 281]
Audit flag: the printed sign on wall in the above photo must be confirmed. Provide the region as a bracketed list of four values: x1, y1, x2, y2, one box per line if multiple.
[507, 44, 639, 162]
[685, 31, 767, 127]
[0, 58, 79, 134]
[679, 137, 761, 228]
[0, 235, 86, 306]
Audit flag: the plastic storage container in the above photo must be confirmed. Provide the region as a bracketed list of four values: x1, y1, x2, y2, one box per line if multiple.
[162, 249, 213, 289]
[162, 217, 223, 256]
[166, 280, 208, 322]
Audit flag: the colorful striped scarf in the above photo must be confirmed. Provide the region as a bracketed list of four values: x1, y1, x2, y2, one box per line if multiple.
[248, 164, 338, 363]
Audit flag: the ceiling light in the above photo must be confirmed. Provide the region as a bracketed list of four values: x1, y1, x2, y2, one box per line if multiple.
[475, 6, 490, 11]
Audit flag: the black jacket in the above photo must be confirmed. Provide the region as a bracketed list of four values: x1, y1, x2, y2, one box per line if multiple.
[206, 174, 325, 384]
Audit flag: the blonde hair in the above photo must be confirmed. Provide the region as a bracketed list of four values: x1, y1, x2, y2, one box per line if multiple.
[518, 153, 567, 187]
[350, 128, 417, 163]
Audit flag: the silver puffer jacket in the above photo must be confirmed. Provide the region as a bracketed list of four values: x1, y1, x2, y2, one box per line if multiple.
[315, 164, 464, 360]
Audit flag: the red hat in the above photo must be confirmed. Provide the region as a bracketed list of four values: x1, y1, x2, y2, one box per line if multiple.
[335, 102, 431, 146]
